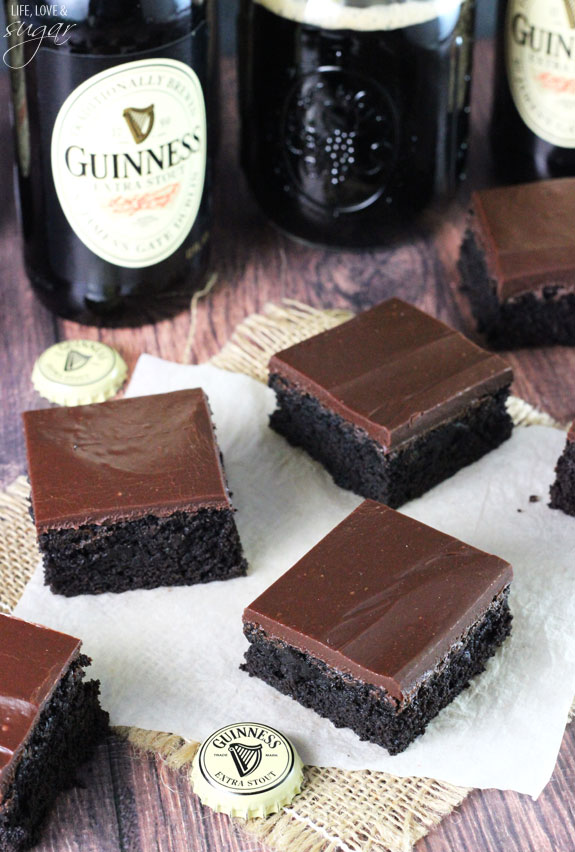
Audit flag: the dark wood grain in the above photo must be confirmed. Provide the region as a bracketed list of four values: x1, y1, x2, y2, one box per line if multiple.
[1, 39, 574, 852]
[33, 735, 270, 852]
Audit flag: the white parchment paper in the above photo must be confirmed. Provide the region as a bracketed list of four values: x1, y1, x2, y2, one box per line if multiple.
[15, 355, 575, 797]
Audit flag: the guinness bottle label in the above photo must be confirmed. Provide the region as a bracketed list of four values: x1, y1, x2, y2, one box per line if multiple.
[51, 58, 207, 268]
[506, 0, 575, 149]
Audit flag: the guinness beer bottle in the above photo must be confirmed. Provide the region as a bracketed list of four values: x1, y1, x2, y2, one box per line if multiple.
[5, 1, 216, 326]
[238, 0, 476, 249]
[492, 0, 575, 181]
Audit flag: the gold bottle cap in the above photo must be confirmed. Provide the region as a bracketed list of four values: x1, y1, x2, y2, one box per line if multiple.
[191, 722, 304, 819]
[32, 340, 127, 406]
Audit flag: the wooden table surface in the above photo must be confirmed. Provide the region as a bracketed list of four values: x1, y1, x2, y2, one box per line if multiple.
[1, 40, 575, 852]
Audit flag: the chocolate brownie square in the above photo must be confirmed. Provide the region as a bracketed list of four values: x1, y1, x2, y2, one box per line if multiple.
[242, 500, 513, 755]
[459, 179, 575, 348]
[23, 388, 247, 596]
[0, 614, 108, 851]
[268, 298, 513, 508]
[550, 422, 575, 516]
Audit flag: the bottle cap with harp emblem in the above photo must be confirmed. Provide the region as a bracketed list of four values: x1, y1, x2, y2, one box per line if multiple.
[191, 722, 304, 818]
[32, 340, 127, 406]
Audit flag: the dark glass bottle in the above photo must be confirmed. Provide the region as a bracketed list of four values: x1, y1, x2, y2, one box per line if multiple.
[238, 0, 476, 250]
[6, 0, 217, 326]
[492, 0, 575, 183]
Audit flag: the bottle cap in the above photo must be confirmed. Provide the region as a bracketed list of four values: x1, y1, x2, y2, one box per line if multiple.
[191, 722, 304, 819]
[32, 340, 127, 406]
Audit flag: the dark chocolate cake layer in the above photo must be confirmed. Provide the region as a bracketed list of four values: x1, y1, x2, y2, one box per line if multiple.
[550, 426, 575, 517]
[40, 508, 247, 596]
[0, 615, 108, 851]
[270, 374, 512, 508]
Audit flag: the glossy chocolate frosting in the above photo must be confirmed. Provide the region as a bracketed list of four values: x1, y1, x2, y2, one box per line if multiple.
[471, 179, 575, 302]
[244, 500, 512, 702]
[269, 299, 512, 450]
[0, 614, 80, 789]
[23, 389, 230, 533]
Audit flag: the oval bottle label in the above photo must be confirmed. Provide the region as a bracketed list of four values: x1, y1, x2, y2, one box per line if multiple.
[51, 58, 207, 269]
[506, 0, 575, 149]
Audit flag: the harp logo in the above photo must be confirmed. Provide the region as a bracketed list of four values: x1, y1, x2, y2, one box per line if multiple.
[123, 106, 155, 145]
[64, 349, 91, 372]
[228, 742, 263, 778]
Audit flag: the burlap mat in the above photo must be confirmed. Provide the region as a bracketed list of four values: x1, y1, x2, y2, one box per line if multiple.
[0, 300, 569, 852]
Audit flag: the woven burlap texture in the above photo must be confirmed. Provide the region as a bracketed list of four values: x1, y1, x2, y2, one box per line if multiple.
[0, 300, 568, 852]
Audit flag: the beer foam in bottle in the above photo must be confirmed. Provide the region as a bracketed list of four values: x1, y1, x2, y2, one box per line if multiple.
[254, 0, 465, 31]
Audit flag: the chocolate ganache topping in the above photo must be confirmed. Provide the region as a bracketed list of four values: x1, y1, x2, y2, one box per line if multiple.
[471, 179, 575, 302]
[244, 501, 512, 702]
[269, 299, 512, 451]
[23, 389, 230, 532]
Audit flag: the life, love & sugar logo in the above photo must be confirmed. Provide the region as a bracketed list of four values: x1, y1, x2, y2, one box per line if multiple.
[3, 4, 76, 68]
